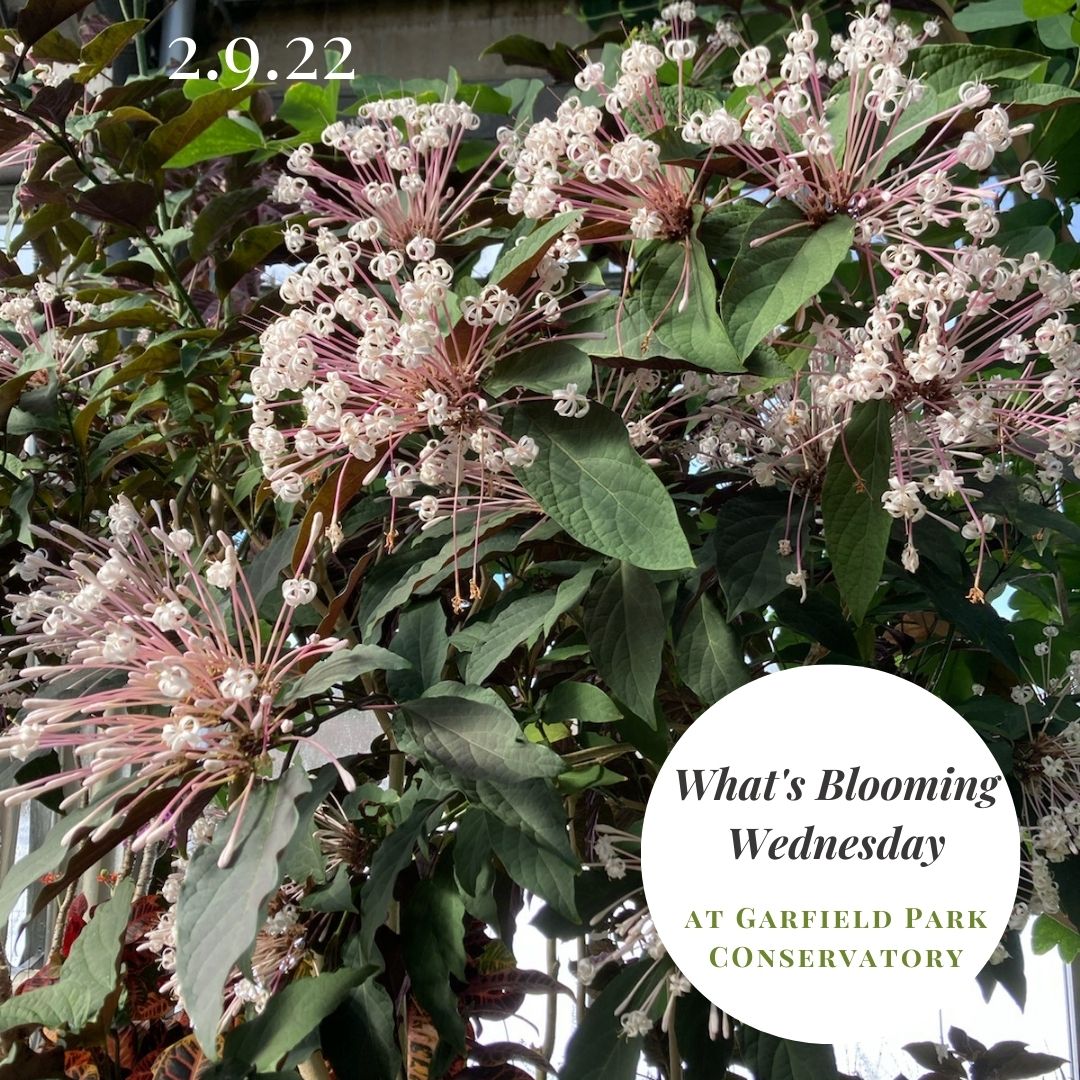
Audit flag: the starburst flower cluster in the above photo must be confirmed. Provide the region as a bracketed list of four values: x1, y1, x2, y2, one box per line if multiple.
[0, 498, 343, 849]
[676, 4, 1042, 248]
[273, 97, 499, 251]
[256, 127, 603, 574]
[692, 241, 1080, 592]
[498, 42, 712, 244]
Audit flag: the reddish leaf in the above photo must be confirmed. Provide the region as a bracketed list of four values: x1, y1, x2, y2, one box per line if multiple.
[111, 1026, 137, 1069]
[0, 116, 31, 157]
[461, 969, 571, 1019]
[63, 1049, 99, 1080]
[14, 959, 61, 994]
[150, 1036, 210, 1080]
[467, 1041, 554, 1074]
[61, 894, 88, 957]
[125, 895, 164, 944]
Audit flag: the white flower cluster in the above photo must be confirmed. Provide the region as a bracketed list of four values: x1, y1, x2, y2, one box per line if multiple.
[273, 97, 488, 251]
[255, 135, 593, 542]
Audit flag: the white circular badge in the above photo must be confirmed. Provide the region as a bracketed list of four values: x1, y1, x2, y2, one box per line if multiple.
[641, 666, 1019, 1043]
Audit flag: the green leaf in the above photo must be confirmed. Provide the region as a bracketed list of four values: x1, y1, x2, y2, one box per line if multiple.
[721, 202, 854, 360]
[584, 562, 665, 725]
[357, 512, 531, 637]
[387, 599, 448, 700]
[76, 19, 146, 81]
[912, 556, 1023, 673]
[278, 81, 340, 135]
[401, 694, 563, 785]
[821, 400, 894, 623]
[880, 45, 1050, 166]
[739, 1028, 840, 1080]
[914, 44, 1048, 94]
[216, 222, 288, 295]
[490, 211, 581, 291]
[485, 340, 592, 396]
[222, 968, 368, 1071]
[1025, 0, 1073, 15]
[993, 78, 1080, 114]
[144, 87, 255, 167]
[507, 402, 692, 572]
[243, 525, 301, 608]
[675, 593, 747, 706]
[477, 810, 578, 920]
[163, 117, 264, 168]
[713, 489, 792, 617]
[584, 237, 743, 372]
[359, 799, 442, 955]
[175, 767, 311, 1055]
[543, 682, 622, 725]
[474, 777, 575, 864]
[953, 0, 1030, 29]
[699, 200, 766, 261]
[1032, 914, 1080, 963]
[280, 644, 411, 704]
[452, 593, 553, 684]
[0, 879, 133, 1034]
[402, 877, 467, 1055]
[321, 975, 402, 1080]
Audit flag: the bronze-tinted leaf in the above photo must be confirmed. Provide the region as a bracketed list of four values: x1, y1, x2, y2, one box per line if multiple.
[73, 181, 157, 231]
[17, 0, 95, 48]
[150, 1036, 210, 1080]
[27, 79, 83, 125]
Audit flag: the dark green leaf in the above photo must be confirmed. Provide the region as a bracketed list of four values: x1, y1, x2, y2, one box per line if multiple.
[543, 682, 622, 725]
[403, 877, 467, 1054]
[483, 811, 578, 921]
[562, 961, 655, 1080]
[401, 694, 563, 785]
[359, 799, 442, 955]
[388, 599, 449, 700]
[485, 341, 592, 397]
[721, 202, 853, 360]
[222, 968, 368, 1072]
[954, 0, 1030, 29]
[281, 644, 411, 704]
[507, 403, 692, 572]
[821, 400, 894, 623]
[713, 489, 792, 617]
[452, 594, 553, 684]
[321, 975, 401, 1080]
[675, 592, 747, 706]
[738, 1027, 840, 1080]
[584, 562, 665, 725]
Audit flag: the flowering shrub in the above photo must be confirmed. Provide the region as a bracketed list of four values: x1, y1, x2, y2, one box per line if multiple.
[0, 2, 1078, 1078]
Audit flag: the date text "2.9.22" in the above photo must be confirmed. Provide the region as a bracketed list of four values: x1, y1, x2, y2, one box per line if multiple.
[169, 37, 355, 86]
